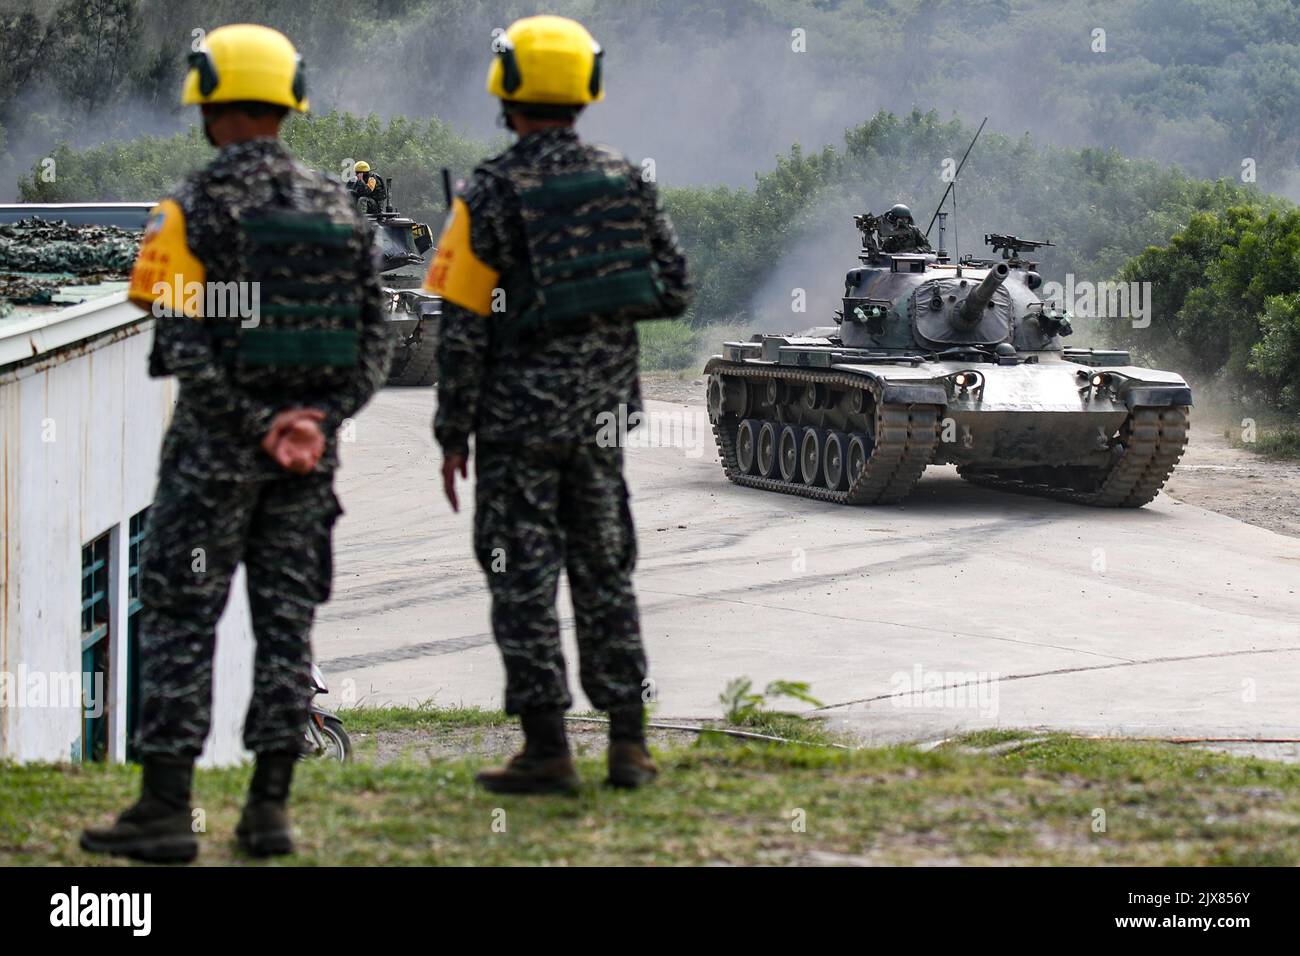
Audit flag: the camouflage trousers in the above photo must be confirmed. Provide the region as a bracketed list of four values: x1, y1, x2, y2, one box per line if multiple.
[135, 462, 342, 760]
[473, 440, 646, 715]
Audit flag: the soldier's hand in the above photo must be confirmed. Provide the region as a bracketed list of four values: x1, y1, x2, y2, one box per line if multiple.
[277, 419, 327, 474]
[262, 408, 327, 474]
[442, 452, 468, 512]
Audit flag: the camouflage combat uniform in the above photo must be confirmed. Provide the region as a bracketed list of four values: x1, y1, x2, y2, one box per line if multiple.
[435, 127, 690, 716]
[882, 222, 932, 254]
[348, 171, 387, 213]
[136, 137, 391, 759]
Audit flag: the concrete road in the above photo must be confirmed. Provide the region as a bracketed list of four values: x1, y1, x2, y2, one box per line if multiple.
[317, 389, 1300, 748]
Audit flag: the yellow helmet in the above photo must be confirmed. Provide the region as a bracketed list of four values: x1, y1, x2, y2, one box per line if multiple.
[486, 15, 603, 106]
[354, 161, 370, 173]
[181, 24, 308, 112]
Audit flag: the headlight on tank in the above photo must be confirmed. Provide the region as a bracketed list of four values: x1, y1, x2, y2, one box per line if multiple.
[950, 370, 983, 394]
[1077, 369, 1116, 400]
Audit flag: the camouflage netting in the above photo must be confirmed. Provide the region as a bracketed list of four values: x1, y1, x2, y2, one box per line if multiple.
[0, 217, 141, 274]
[0, 217, 140, 313]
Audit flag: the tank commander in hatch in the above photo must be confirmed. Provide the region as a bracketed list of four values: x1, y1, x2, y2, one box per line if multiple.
[880, 203, 932, 254]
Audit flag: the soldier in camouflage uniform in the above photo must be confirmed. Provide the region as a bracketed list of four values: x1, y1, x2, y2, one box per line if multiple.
[348, 160, 387, 214]
[81, 24, 390, 863]
[427, 15, 690, 793]
[881, 203, 932, 253]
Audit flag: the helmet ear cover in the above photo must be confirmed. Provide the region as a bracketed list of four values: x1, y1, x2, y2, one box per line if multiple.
[188, 49, 219, 97]
[291, 57, 306, 105]
[589, 46, 603, 98]
[497, 42, 523, 95]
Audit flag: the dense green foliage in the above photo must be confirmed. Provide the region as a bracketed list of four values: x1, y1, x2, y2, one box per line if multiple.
[19, 112, 491, 219]
[1111, 208, 1300, 412]
[20, 108, 1271, 307]
[4, 0, 1299, 413]
[5, 0, 1300, 194]
[664, 110, 1275, 327]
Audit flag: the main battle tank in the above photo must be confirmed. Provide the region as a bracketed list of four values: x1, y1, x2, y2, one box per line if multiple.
[704, 215, 1192, 507]
[363, 184, 442, 387]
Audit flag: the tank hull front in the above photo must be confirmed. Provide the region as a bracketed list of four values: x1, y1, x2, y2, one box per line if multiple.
[705, 343, 1192, 507]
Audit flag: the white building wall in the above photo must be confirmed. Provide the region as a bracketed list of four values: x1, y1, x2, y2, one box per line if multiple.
[0, 297, 254, 767]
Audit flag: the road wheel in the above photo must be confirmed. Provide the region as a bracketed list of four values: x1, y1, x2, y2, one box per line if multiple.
[823, 431, 847, 490]
[800, 428, 825, 486]
[778, 424, 803, 482]
[847, 434, 870, 484]
[757, 421, 779, 478]
[736, 419, 759, 474]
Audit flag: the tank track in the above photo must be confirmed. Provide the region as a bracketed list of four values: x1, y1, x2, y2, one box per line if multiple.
[707, 362, 941, 505]
[957, 406, 1190, 508]
[386, 321, 439, 387]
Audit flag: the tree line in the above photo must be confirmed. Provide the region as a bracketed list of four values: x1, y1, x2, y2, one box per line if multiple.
[18, 107, 1298, 414]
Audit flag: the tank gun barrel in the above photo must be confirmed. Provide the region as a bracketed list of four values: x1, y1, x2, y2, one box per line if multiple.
[961, 262, 1008, 324]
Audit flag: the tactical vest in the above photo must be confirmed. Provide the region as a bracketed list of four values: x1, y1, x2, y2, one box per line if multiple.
[218, 209, 363, 396]
[505, 159, 665, 330]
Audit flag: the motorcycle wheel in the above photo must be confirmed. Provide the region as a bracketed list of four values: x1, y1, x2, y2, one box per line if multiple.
[319, 715, 352, 763]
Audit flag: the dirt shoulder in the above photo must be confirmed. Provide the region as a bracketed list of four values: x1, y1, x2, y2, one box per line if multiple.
[642, 370, 707, 407]
[644, 374, 1300, 539]
[1161, 421, 1300, 539]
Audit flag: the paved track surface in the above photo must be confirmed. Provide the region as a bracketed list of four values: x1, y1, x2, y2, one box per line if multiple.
[316, 389, 1300, 750]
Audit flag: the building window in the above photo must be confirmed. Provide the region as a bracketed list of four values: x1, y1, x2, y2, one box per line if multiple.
[125, 508, 148, 762]
[79, 531, 112, 763]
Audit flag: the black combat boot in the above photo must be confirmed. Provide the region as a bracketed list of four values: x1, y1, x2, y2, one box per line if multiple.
[606, 705, 658, 789]
[235, 753, 297, 857]
[80, 758, 198, 863]
[475, 710, 579, 794]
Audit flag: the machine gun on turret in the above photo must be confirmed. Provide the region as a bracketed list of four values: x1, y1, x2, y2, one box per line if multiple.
[985, 234, 1054, 261]
[854, 212, 883, 259]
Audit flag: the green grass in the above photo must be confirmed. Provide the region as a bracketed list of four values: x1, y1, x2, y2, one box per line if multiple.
[637, 320, 704, 371]
[1252, 425, 1300, 460]
[337, 703, 508, 735]
[1210, 408, 1300, 461]
[637, 321, 753, 372]
[718, 710, 847, 748]
[6, 709, 1300, 866]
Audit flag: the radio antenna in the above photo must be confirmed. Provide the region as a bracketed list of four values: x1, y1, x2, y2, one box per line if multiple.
[924, 116, 987, 240]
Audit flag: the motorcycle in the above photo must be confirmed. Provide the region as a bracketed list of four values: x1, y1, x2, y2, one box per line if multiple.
[305, 663, 352, 762]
